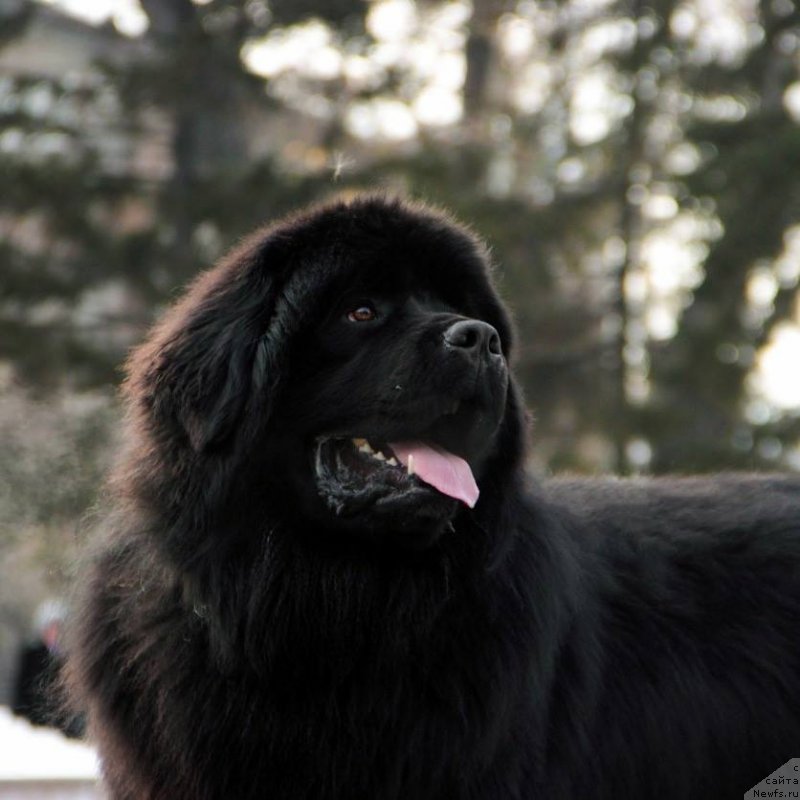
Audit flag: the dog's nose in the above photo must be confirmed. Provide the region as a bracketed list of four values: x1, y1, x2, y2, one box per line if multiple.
[443, 320, 502, 358]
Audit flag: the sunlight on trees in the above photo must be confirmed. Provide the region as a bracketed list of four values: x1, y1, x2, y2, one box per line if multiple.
[1, 0, 799, 630]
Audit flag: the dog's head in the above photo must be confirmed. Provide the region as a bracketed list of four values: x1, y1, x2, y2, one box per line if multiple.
[124, 196, 526, 550]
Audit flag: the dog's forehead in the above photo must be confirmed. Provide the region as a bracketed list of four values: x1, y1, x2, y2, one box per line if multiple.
[262, 197, 514, 352]
[279, 219, 483, 299]
[277, 197, 486, 271]
[309, 244, 490, 319]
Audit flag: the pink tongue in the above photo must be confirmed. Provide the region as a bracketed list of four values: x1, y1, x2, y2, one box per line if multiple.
[389, 442, 479, 508]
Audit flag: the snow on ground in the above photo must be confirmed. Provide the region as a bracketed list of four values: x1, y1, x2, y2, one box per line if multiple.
[0, 705, 99, 781]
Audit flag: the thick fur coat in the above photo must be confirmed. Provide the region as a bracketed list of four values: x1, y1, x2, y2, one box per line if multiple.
[67, 196, 800, 799]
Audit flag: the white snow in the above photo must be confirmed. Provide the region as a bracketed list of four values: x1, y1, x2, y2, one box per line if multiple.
[0, 706, 99, 781]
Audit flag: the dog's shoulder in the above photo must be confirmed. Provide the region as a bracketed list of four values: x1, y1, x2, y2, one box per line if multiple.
[542, 472, 800, 542]
[539, 472, 800, 622]
[540, 472, 800, 640]
[535, 473, 800, 796]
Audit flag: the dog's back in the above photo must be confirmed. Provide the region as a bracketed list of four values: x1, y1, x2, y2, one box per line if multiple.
[540, 473, 800, 798]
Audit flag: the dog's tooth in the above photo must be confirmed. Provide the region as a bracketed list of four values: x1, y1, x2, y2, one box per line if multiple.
[387, 457, 398, 467]
[358, 443, 371, 454]
[407, 454, 415, 476]
[373, 451, 386, 461]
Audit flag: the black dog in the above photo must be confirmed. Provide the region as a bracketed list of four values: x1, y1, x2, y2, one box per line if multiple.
[67, 195, 800, 799]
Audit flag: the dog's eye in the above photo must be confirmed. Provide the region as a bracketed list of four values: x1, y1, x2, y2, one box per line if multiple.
[347, 305, 377, 323]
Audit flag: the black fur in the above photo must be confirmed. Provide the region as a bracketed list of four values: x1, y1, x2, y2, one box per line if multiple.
[66, 195, 800, 799]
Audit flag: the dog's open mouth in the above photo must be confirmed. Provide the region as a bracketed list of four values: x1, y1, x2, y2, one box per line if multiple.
[314, 436, 479, 515]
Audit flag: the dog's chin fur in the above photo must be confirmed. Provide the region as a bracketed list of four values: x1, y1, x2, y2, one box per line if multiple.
[66, 195, 800, 800]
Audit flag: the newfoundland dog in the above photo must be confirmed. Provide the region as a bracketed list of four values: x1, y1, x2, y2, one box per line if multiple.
[67, 195, 800, 799]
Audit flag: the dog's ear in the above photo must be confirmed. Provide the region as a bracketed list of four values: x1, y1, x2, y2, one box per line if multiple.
[171, 310, 263, 453]
[127, 238, 283, 454]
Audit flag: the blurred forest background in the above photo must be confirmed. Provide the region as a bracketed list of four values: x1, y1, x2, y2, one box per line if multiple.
[1, 0, 799, 699]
